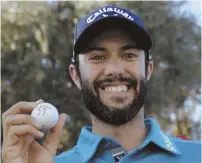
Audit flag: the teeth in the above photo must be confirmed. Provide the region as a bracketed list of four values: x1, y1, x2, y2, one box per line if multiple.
[104, 85, 128, 92]
[117, 86, 122, 92]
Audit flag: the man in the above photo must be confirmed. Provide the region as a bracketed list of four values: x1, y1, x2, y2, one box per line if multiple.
[2, 5, 201, 163]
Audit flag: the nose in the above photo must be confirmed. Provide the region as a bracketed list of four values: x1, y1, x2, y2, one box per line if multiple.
[104, 59, 125, 77]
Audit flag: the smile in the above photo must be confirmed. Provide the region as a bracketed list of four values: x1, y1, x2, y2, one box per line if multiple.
[100, 81, 132, 93]
[104, 85, 128, 92]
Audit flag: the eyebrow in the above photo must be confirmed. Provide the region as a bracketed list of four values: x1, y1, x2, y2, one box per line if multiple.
[121, 45, 139, 51]
[83, 44, 139, 54]
[83, 47, 106, 53]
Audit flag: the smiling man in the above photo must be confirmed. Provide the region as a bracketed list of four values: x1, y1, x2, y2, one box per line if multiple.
[55, 5, 201, 163]
[75, 30, 150, 127]
[2, 5, 201, 163]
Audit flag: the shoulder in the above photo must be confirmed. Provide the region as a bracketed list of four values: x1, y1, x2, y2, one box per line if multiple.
[170, 136, 201, 146]
[54, 146, 84, 163]
[170, 136, 201, 155]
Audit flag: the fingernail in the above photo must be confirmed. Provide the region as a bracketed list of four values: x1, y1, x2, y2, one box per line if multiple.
[27, 135, 34, 141]
[36, 99, 44, 105]
[39, 131, 44, 137]
[66, 115, 71, 122]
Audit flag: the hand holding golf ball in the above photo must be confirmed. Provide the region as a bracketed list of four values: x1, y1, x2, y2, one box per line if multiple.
[2, 100, 67, 163]
[31, 103, 59, 132]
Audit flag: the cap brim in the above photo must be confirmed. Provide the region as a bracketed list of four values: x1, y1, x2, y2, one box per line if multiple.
[74, 16, 152, 54]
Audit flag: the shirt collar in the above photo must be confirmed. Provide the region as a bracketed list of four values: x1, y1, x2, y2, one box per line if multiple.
[76, 118, 181, 162]
[145, 118, 181, 155]
[76, 126, 104, 162]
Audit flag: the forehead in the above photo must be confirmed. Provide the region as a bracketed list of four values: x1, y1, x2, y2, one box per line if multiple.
[88, 29, 137, 47]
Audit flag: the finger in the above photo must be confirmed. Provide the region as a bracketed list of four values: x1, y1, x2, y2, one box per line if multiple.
[36, 99, 44, 105]
[43, 113, 67, 156]
[5, 125, 44, 147]
[2, 101, 37, 142]
[3, 114, 42, 139]
[29, 141, 45, 158]
[2, 101, 38, 121]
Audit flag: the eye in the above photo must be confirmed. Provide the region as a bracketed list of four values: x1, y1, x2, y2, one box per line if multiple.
[90, 55, 105, 60]
[122, 53, 137, 59]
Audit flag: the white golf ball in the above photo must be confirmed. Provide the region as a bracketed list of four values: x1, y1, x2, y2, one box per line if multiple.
[31, 103, 59, 132]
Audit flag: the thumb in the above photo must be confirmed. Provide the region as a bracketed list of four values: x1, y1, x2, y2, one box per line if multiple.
[43, 113, 67, 156]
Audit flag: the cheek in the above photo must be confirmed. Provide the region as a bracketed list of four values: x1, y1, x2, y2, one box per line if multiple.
[125, 64, 144, 93]
[79, 64, 102, 86]
[127, 60, 145, 77]
[125, 63, 142, 77]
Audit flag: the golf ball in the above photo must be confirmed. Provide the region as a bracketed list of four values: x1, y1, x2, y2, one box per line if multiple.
[31, 103, 59, 132]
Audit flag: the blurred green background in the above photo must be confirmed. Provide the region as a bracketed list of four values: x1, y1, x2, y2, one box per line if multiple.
[1, 1, 201, 155]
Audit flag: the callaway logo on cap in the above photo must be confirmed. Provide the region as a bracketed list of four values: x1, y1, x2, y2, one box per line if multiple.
[72, 5, 152, 63]
[86, 6, 134, 24]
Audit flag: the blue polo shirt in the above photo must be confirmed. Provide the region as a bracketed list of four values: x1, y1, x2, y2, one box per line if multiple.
[55, 118, 201, 163]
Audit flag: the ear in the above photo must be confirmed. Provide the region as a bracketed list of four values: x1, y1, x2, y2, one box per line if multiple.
[69, 64, 81, 89]
[146, 61, 153, 80]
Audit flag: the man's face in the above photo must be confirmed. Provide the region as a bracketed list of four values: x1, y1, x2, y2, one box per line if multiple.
[70, 30, 153, 125]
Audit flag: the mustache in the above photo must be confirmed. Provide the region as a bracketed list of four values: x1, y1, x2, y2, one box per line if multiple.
[93, 76, 137, 91]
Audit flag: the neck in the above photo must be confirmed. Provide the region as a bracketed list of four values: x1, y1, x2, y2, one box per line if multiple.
[91, 108, 148, 152]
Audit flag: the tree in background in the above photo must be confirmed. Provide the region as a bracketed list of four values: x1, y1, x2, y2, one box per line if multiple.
[1, 1, 201, 154]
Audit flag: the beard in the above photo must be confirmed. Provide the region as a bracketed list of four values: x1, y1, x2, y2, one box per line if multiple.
[80, 76, 148, 125]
